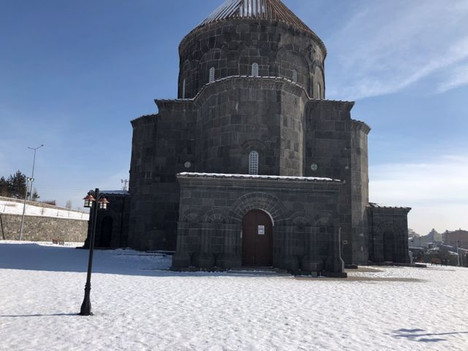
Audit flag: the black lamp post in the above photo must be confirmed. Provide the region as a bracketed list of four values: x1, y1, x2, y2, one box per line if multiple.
[79, 188, 109, 316]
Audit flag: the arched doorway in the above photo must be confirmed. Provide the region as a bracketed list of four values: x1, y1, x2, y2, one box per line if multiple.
[242, 210, 273, 266]
[383, 230, 395, 262]
[99, 216, 113, 248]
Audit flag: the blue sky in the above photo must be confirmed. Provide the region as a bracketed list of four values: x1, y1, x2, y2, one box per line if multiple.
[1, 0, 467, 234]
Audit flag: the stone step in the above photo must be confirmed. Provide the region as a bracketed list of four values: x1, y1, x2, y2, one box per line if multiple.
[227, 267, 291, 276]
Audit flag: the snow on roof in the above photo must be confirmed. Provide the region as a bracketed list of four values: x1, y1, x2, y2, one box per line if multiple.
[368, 202, 411, 210]
[178, 172, 341, 183]
[157, 75, 355, 105]
[100, 190, 129, 196]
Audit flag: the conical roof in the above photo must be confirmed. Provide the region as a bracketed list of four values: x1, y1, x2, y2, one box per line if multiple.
[199, 0, 313, 34]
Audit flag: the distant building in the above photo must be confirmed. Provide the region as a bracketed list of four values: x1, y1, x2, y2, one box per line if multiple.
[87, 0, 411, 275]
[444, 230, 468, 249]
[410, 228, 443, 248]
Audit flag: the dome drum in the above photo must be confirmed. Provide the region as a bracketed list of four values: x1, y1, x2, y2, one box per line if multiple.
[178, 18, 326, 99]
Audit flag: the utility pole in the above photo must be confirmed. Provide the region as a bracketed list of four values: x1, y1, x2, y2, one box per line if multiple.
[19, 177, 33, 240]
[28, 144, 44, 200]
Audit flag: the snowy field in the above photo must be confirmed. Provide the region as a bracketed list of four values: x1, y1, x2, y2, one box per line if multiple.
[0, 199, 88, 220]
[0, 241, 467, 351]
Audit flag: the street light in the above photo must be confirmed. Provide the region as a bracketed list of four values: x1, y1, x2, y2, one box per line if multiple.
[19, 177, 34, 240]
[27, 144, 44, 200]
[79, 188, 109, 316]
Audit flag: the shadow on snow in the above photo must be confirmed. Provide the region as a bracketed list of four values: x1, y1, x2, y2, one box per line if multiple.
[0, 243, 182, 277]
[392, 328, 468, 343]
[0, 243, 284, 279]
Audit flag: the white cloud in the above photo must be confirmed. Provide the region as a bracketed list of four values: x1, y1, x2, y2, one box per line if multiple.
[438, 62, 468, 93]
[326, 0, 468, 100]
[370, 154, 468, 234]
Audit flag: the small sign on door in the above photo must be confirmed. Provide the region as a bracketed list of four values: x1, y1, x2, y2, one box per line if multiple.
[258, 225, 265, 235]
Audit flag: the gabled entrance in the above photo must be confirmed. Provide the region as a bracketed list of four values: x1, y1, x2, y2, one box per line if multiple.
[242, 210, 273, 266]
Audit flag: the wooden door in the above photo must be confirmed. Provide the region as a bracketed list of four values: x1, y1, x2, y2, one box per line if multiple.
[242, 210, 273, 266]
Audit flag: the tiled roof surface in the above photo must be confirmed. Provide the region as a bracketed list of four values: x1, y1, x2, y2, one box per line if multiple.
[199, 0, 313, 34]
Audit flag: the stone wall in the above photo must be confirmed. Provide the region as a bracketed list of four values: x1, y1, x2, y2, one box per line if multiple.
[350, 120, 371, 264]
[0, 213, 87, 243]
[194, 77, 308, 176]
[304, 99, 357, 264]
[128, 77, 311, 251]
[128, 103, 197, 251]
[178, 19, 326, 99]
[173, 173, 345, 275]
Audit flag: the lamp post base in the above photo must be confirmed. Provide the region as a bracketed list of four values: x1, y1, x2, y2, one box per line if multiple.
[79, 283, 93, 316]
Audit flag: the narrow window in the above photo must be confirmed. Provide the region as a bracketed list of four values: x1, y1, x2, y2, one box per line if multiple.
[292, 69, 298, 83]
[209, 67, 215, 83]
[182, 79, 186, 99]
[251, 63, 259, 77]
[317, 82, 322, 99]
[249, 151, 259, 175]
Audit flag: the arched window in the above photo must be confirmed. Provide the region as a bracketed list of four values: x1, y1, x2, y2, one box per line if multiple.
[251, 63, 259, 77]
[182, 79, 186, 99]
[292, 69, 298, 83]
[249, 151, 259, 175]
[209, 67, 215, 83]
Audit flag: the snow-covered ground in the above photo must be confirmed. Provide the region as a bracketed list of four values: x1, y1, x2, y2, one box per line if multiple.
[0, 199, 88, 220]
[1, 241, 467, 351]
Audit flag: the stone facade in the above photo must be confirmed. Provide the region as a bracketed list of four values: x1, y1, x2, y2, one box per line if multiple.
[0, 213, 87, 243]
[92, 0, 410, 274]
[173, 173, 344, 275]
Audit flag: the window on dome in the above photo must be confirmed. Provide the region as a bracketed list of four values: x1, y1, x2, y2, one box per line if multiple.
[252, 63, 259, 77]
[292, 70, 298, 83]
[209, 67, 215, 83]
[249, 151, 259, 175]
[182, 79, 186, 99]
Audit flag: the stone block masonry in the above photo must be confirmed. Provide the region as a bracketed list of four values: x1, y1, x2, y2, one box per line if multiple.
[0, 213, 88, 243]
[173, 173, 346, 276]
[0, 197, 88, 243]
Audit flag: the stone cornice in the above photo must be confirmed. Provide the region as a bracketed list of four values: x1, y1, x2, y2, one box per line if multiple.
[351, 119, 371, 134]
[192, 75, 310, 107]
[306, 99, 355, 113]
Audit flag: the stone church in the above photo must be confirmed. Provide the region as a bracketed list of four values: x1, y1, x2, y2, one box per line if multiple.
[89, 0, 411, 276]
